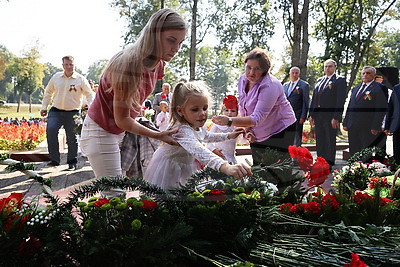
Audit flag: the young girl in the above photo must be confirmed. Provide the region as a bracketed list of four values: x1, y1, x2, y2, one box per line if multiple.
[144, 81, 252, 190]
[80, 9, 187, 196]
[156, 101, 170, 131]
[206, 95, 240, 164]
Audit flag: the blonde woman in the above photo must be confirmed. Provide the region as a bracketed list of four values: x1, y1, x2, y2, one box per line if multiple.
[80, 9, 187, 192]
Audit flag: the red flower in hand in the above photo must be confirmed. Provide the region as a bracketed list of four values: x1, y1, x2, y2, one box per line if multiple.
[308, 157, 330, 186]
[161, 94, 167, 99]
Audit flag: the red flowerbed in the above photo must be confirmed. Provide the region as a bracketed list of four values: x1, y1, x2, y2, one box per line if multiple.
[0, 123, 46, 150]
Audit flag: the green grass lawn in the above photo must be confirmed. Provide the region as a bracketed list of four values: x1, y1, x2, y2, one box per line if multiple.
[0, 104, 42, 120]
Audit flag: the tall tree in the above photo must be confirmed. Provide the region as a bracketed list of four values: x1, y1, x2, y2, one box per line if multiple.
[281, 0, 310, 79]
[12, 47, 45, 112]
[313, 0, 398, 89]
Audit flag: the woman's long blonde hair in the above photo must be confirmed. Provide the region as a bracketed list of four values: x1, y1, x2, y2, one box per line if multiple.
[103, 8, 187, 109]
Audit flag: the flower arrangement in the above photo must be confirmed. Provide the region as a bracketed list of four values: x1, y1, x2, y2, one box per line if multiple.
[302, 128, 316, 143]
[142, 106, 155, 120]
[1, 150, 400, 266]
[280, 190, 399, 226]
[332, 160, 392, 194]
[73, 105, 88, 135]
[0, 123, 46, 150]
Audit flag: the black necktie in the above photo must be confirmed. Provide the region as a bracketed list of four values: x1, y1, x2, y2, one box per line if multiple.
[356, 83, 367, 100]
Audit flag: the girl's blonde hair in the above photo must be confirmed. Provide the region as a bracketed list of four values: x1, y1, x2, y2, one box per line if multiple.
[170, 81, 210, 127]
[103, 8, 187, 109]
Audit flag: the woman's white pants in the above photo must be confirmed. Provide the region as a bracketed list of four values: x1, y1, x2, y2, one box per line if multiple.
[80, 116, 125, 197]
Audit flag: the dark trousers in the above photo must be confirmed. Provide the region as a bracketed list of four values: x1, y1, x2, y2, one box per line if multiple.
[293, 120, 304, 147]
[348, 128, 376, 157]
[250, 123, 296, 165]
[314, 117, 336, 165]
[46, 107, 79, 164]
[393, 131, 400, 165]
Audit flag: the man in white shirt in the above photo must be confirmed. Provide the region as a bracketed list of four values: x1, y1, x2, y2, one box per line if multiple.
[40, 56, 94, 170]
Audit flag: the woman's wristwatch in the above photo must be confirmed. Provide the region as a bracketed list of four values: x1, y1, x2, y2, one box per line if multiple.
[227, 118, 233, 126]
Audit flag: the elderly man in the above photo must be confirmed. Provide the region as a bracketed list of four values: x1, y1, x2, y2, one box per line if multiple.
[309, 59, 347, 166]
[283, 66, 310, 147]
[153, 83, 171, 117]
[343, 66, 388, 157]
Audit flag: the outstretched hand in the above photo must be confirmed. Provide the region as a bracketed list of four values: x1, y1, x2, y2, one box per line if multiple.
[212, 115, 229, 126]
[220, 162, 253, 179]
[157, 128, 179, 146]
[228, 128, 245, 140]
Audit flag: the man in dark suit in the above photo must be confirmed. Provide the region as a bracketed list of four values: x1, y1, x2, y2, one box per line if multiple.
[283, 66, 310, 147]
[384, 83, 400, 164]
[343, 66, 388, 158]
[153, 83, 171, 117]
[309, 59, 347, 166]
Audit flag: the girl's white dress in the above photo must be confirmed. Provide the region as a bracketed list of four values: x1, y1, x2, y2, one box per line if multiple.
[206, 124, 237, 164]
[144, 124, 229, 190]
[156, 111, 170, 132]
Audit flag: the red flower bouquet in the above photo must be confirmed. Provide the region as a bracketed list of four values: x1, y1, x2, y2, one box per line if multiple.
[289, 146, 330, 187]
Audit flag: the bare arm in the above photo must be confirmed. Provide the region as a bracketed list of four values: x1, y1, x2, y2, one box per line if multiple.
[212, 115, 254, 127]
[113, 90, 178, 145]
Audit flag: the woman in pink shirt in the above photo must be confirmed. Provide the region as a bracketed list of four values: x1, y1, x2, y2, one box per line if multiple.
[80, 9, 187, 195]
[212, 47, 296, 165]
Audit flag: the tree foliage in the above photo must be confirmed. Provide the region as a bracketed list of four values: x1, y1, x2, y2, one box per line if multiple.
[312, 0, 398, 89]
[11, 46, 45, 112]
[86, 59, 108, 83]
[212, 0, 276, 67]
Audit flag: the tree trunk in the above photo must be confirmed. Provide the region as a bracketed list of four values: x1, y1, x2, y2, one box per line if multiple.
[189, 0, 198, 81]
[289, 0, 310, 79]
[29, 94, 32, 113]
[17, 91, 22, 113]
[299, 0, 310, 79]
[290, 0, 301, 67]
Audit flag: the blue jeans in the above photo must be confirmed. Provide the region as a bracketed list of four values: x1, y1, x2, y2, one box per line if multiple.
[46, 107, 79, 164]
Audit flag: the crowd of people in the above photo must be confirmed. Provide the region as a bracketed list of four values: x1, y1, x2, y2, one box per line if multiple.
[0, 116, 45, 126]
[37, 8, 400, 196]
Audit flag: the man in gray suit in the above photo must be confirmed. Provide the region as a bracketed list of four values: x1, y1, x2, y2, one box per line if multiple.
[153, 83, 171, 117]
[283, 66, 310, 147]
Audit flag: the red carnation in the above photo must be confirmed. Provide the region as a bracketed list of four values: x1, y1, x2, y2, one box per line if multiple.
[93, 198, 110, 208]
[288, 145, 313, 172]
[209, 190, 227, 195]
[380, 197, 394, 206]
[289, 204, 300, 213]
[354, 191, 372, 205]
[141, 199, 157, 210]
[322, 194, 340, 211]
[161, 94, 167, 99]
[301, 201, 321, 214]
[345, 252, 367, 267]
[308, 157, 330, 186]
[222, 95, 238, 110]
[280, 203, 293, 213]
